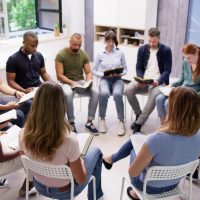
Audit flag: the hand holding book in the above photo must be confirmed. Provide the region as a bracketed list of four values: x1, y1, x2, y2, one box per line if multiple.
[134, 76, 154, 84]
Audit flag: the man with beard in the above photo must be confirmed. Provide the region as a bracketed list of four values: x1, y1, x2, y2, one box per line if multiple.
[6, 31, 52, 94]
[125, 27, 172, 134]
[55, 33, 99, 135]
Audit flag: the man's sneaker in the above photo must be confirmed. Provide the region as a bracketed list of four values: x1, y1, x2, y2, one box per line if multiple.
[186, 167, 199, 182]
[117, 121, 126, 136]
[131, 114, 140, 129]
[85, 122, 99, 136]
[0, 179, 9, 189]
[131, 122, 142, 134]
[99, 119, 107, 133]
[70, 122, 77, 133]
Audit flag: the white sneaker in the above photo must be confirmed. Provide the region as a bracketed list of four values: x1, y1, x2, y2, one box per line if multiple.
[117, 121, 125, 136]
[99, 119, 107, 133]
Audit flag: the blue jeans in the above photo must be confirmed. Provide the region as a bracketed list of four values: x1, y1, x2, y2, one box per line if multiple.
[156, 94, 169, 119]
[62, 80, 99, 122]
[111, 139, 178, 194]
[99, 77, 124, 121]
[33, 147, 103, 200]
[0, 95, 31, 128]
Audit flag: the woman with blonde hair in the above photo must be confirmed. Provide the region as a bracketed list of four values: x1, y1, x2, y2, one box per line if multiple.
[19, 82, 103, 200]
[103, 86, 200, 199]
[156, 43, 200, 123]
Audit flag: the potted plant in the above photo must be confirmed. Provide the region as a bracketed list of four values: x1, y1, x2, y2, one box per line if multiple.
[54, 23, 60, 37]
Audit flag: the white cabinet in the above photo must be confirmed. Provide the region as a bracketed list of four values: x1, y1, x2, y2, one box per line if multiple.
[94, 0, 118, 26]
[118, 0, 147, 29]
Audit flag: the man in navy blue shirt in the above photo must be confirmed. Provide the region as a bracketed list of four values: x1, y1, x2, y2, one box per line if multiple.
[6, 31, 52, 94]
[125, 27, 172, 133]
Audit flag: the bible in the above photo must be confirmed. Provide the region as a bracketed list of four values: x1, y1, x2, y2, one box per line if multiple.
[159, 86, 173, 96]
[0, 125, 21, 150]
[18, 87, 38, 104]
[103, 67, 124, 76]
[130, 133, 149, 155]
[0, 109, 17, 124]
[71, 80, 92, 90]
[134, 76, 154, 84]
[77, 133, 94, 156]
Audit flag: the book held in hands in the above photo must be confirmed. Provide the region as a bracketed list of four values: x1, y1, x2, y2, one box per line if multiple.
[18, 87, 38, 104]
[71, 80, 93, 90]
[77, 133, 94, 156]
[130, 133, 149, 155]
[0, 125, 21, 150]
[134, 76, 154, 84]
[159, 86, 173, 96]
[0, 109, 17, 123]
[103, 67, 124, 76]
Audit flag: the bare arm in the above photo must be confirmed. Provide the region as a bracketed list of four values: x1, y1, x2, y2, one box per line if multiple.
[69, 157, 87, 184]
[55, 61, 77, 86]
[0, 142, 19, 162]
[129, 144, 153, 177]
[0, 80, 16, 96]
[38, 67, 52, 82]
[6, 72, 27, 93]
[83, 63, 92, 81]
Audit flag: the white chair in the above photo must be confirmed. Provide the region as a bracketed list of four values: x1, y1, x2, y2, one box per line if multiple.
[120, 159, 199, 200]
[21, 155, 96, 200]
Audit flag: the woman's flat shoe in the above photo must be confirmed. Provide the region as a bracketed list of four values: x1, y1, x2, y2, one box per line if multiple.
[127, 187, 140, 200]
[102, 159, 113, 170]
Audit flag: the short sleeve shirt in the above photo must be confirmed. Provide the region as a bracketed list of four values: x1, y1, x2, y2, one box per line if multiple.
[19, 130, 81, 187]
[6, 48, 45, 88]
[55, 48, 89, 81]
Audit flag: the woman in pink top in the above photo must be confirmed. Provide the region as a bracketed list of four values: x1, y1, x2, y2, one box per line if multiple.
[19, 82, 103, 200]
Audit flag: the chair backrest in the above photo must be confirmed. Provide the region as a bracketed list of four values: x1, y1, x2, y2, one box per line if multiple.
[144, 160, 199, 182]
[143, 159, 199, 199]
[21, 155, 74, 199]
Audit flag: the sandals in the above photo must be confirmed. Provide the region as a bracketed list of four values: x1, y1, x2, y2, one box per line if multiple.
[127, 187, 140, 200]
[102, 159, 113, 170]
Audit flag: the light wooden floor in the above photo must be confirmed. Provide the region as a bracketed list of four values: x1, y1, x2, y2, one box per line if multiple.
[0, 96, 199, 200]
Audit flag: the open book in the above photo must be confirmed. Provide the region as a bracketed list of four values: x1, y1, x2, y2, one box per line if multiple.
[103, 67, 124, 76]
[71, 80, 92, 90]
[18, 87, 38, 104]
[77, 133, 94, 156]
[159, 86, 173, 96]
[130, 133, 149, 155]
[0, 125, 21, 150]
[0, 109, 17, 123]
[134, 76, 154, 84]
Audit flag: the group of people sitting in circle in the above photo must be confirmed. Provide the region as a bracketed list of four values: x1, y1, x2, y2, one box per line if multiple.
[0, 26, 199, 200]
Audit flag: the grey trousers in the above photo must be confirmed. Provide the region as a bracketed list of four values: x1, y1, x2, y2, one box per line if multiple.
[124, 81, 161, 125]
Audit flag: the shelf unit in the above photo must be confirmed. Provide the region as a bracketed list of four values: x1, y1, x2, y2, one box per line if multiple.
[94, 25, 144, 47]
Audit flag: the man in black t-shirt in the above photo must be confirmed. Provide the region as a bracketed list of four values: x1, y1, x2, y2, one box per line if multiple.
[6, 31, 52, 94]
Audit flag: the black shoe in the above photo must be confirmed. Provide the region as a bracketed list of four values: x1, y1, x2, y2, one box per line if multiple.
[127, 187, 140, 200]
[85, 122, 99, 136]
[186, 167, 199, 182]
[131, 123, 142, 134]
[102, 159, 113, 170]
[70, 122, 77, 133]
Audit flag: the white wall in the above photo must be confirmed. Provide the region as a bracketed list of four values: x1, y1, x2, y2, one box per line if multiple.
[62, 0, 85, 35]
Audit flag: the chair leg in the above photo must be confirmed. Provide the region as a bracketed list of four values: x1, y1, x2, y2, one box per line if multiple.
[91, 176, 96, 200]
[120, 176, 125, 200]
[26, 174, 29, 200]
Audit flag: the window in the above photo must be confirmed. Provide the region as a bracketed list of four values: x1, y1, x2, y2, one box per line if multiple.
[0, 0, 62, 38]
[186, 0, 200, 45]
